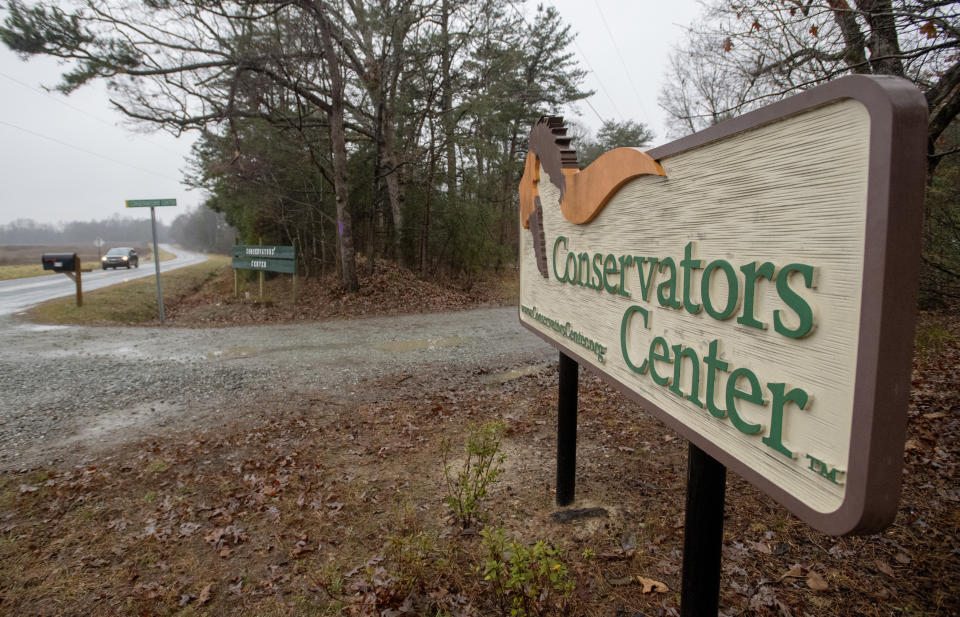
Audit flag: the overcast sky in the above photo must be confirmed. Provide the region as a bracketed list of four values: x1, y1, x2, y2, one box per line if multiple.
[0, 0, 701, 227]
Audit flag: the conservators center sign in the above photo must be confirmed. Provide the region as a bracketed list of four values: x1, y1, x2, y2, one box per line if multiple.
[518, 76, 928, 535]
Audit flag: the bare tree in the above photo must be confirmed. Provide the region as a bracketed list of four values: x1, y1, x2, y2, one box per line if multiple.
[2, 0, 370, 289]
[659, 0, 959, 170]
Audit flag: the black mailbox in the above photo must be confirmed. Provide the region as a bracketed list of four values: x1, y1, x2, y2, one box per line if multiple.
[41, 253, 78, 272]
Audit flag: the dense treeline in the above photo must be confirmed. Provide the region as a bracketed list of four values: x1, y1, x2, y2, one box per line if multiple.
[2, 0, 596, 288]
[0, 216, 163, 245]
[167, 207, 236, 255]
[0, 208, 236, 254]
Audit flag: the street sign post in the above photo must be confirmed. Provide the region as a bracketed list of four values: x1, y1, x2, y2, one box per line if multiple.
[126, 198, 176, 322]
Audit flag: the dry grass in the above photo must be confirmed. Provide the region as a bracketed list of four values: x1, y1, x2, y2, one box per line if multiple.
[27, 256, 230, 325]
[0, 264, 55, 281]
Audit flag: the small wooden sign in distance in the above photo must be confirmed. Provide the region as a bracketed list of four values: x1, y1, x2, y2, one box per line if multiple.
[518, 76, 928, 535]
[231, 245, 296, 274]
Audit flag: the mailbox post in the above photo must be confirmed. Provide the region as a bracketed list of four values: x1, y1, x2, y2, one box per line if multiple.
[41, 253, 84, 307]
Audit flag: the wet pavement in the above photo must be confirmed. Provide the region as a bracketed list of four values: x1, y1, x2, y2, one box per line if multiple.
[0, 244, 206, 316]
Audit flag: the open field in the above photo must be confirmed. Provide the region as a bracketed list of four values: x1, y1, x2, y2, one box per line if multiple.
[26, 255, 229, 324]
[0, 244, 176, 281]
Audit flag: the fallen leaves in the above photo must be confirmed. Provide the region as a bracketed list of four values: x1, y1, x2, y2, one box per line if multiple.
[169, 259, 515, 327]
[636, 575, 669, 594]
[204, 525, 248, 546]
[806, 571, 829, 592]
[751, 541, 772, 555]
[778, 564, 829, 591]
[198, 583, 213, 605]
[779, 564, 803, 581]
[290, 533, 315, 557]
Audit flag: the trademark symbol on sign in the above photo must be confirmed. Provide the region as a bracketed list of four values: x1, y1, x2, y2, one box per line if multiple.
[806, 454, 845, 485]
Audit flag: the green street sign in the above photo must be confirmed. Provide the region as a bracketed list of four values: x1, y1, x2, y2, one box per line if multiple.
[231, 245, 296, 274]
[126, 199, 177, 208]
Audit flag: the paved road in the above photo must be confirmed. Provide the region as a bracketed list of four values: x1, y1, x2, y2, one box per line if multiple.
[0, 244, 206, 316]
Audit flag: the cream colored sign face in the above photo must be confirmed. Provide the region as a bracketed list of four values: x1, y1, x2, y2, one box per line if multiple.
[519, 84, 927, 535]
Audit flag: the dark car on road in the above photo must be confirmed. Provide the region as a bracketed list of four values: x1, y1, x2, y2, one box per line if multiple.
[101, 247, 139, 269]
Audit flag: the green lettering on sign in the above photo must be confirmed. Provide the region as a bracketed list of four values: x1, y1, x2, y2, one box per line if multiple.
[231, 245, 296, 274]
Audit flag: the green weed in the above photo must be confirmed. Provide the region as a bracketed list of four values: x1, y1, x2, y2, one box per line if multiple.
[915, 323, 956, 358]
[442, 421, 506, 528]
[477, 526, 575, 617]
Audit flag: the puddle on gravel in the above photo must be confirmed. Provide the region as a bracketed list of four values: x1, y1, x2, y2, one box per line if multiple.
[214, 345, 261, 360]
[58, 401, 183, 447]
[18, 324, 70, 332]
[483, 363, 550, 383]
[210, 342, 356, 360]
[375, 336, 469, 352]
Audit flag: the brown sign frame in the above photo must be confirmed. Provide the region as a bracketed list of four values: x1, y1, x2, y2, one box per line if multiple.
[518, 75, 928, 535]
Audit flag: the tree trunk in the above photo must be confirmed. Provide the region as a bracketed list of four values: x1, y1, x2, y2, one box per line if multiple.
[440, 0, 457, 204]
[421, 114, 438, 277]
[856, 0, 904, 76]
[382, 111, 405, 258]
[318, 11, 359, 292]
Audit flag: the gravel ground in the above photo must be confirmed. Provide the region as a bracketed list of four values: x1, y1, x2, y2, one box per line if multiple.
[0, 307, 554, 469]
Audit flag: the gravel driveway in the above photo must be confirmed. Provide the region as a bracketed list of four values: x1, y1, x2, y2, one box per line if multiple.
[0, 308, 554, 469]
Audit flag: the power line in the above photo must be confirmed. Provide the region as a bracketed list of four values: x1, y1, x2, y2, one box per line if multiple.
[507, 1, 615, 126]
[0, 118, 182, 183]
[560, 10, 626, 123]
[0, 70, 187, 157]
[582, 98, 605, 126]
[592, 0, 652, 128]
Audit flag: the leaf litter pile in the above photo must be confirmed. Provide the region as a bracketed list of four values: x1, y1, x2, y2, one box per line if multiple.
[166, 259, 517, 326]
[1, 310, 957, 616]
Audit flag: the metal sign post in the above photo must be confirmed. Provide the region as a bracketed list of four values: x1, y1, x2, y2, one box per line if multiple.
[556, 352, 578, 507]
[126, 199, 176, 323]
[680, 444, 726, 617]
[150, 206, 165, 322]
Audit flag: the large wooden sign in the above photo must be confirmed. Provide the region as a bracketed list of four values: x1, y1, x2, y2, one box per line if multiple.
[518, 76, 928, 535]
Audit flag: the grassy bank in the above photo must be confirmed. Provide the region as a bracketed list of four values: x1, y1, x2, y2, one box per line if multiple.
[0, 264, 55, 281]
[27, 256, 229, 325]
